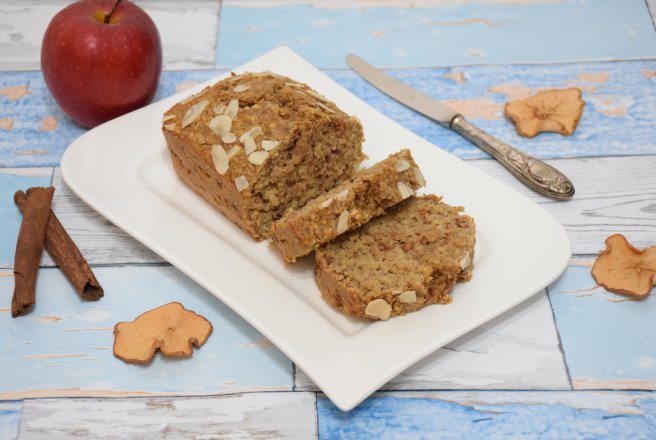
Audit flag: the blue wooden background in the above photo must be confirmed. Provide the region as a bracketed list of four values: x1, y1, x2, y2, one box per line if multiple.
[0, 0, 655, 437]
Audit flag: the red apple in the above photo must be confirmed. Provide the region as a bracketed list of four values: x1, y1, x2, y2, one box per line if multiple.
[41, 0, 162, 128]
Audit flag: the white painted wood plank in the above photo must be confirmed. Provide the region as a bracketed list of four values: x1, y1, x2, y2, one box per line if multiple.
[296, 291, 570, 391]
[47, 168, 165, 266]
[0, 1, 219, 71]
[19, 393, 317, 439]
[468, 155, 656, 255]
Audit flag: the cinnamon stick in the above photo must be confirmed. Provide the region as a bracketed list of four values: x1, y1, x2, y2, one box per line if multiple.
[11, 187, 54, 317]
[14, 190, 104, 302]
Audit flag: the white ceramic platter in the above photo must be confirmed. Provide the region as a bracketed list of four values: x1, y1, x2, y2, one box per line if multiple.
[61, 47, 570, 411]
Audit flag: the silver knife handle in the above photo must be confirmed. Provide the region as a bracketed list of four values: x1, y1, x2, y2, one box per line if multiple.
[450, 115, 575, 200]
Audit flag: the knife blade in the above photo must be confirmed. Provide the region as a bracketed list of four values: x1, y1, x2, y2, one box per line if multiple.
[346, 54, 575, 200]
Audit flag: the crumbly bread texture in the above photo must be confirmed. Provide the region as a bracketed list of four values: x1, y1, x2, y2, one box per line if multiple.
[270, 149, 426, 262]
[315, 195, 475, 320]
[162, 72, 365, 240]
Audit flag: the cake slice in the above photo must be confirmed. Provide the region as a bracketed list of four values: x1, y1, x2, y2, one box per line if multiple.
[162, 72, 365, 240]
[270, 149, 426, 262]
[315, 195, 475, 320]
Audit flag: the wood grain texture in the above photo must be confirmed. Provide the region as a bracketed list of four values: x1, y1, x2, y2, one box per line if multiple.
[3, 59, 656, 167]
[19, 393, 317, 439]
[216, 0, 656, 69]
[0, 266, 293, 399]
[549, 264, 656, 390]
[46, 168, 164, 266]
[325, 60, 656, 160]
[0, 401, 21, 440]
[469, 155, 656, 255]
[296, 291, 570, 391]
[0, 1, 220, 71]
[317, 390, 656, 439]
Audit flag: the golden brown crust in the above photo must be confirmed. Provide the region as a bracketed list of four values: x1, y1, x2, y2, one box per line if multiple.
[162, 72, 364, 240]
[270, 149, 426, 262]
[315, 195, 476, 320]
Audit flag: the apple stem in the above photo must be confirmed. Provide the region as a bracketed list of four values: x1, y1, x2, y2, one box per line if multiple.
[104, 0, 123, 24]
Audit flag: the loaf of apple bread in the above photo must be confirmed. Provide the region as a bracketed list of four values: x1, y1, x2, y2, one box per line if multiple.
[162, 72, 365, 240]
[315, 195, 475, 320]
[270, 149, 426, 262]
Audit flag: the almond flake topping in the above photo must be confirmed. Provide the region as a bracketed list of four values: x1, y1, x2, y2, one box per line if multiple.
[397, 181, 414, 199]
[221, 132, 237, 144]
[412, 167, 427, 187]
[394, 159, 411, 172]
[162, 114, 176, 122]
[235, 175, 249, 192]
[306, 89, 330, 103]
[459, 252, 471, 271]
[209, 114, 232, 136]
[211, 144, 229, 175]
[365, 299, 391, 320]
[181, 99, 209, 128]
[163, 123, 176, 131]
[248, 150, 269, 166]
[316, 101, 335, 114]
[336, 210, 350, 235]
[227, 146, 242, 158]
[225, 99, 239, 119]
[233, 84, 250, 93]
[335, 189, 349, 202]
[243, 135, 257, 155]
[285, 82, 305, 89]
[213, 103, 226, 115]
[398, 291, 417, 303]
[261, 140, 280, 151]
[239, 126, 263, 142]
[320, 198, 333, 209]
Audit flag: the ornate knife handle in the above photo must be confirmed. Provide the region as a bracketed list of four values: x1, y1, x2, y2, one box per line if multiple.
[450, 115, 575, 200]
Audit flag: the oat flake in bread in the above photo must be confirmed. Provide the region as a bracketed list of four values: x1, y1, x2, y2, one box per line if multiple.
[161, 72, 365, 240]
[270, 149, 426, 262]
[315, 195, 475, 320]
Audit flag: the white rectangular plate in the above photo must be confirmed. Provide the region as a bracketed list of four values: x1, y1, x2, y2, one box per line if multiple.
[61, 47, 570, 411]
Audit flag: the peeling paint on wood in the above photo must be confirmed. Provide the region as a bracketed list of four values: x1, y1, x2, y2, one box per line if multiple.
[444, 72, 466, 84]
[0, 84, 29, 100]
[296, 292, 570, 391]
[19, 393, 317, 439]
[217, 0, 656, 68]
[0, 117, 14, 130]
[317, 391, 656, 438]
[0, 266, 293, 398]
[549, 265, 656, 389]
[443, 97, 502, 120]
[38, 115, 57, 131]
[469, 155, 656, 254]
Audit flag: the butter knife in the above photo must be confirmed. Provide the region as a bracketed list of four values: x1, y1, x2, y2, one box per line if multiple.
[346, 54, 575, 200]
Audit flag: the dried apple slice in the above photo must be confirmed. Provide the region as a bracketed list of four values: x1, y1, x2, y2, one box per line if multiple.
[113, 302, 213, 364]
[505, 88, 585, 138]
[592, 234, 656, 298]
